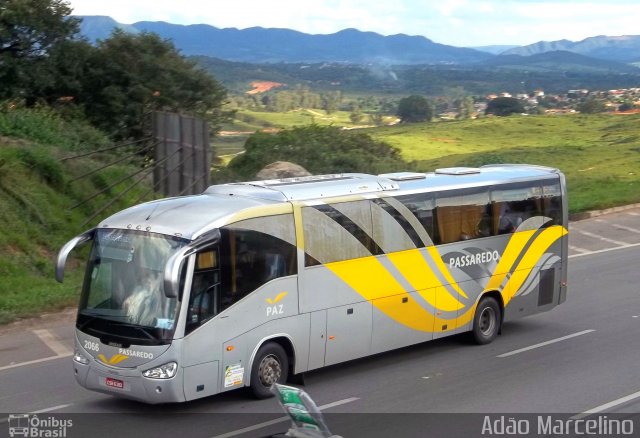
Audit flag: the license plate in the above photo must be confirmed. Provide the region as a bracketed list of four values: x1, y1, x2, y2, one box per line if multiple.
[105, 377, 124, 389]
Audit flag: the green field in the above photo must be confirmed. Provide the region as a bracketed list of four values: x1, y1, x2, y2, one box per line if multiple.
[368, 114, 640, 213]
[223, 111, 640, 213]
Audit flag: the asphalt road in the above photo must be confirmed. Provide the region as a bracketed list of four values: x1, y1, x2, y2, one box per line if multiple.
[1, 207, 640, 438]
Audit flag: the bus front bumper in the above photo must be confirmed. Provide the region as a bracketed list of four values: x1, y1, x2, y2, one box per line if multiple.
[73, 359, 186, 404]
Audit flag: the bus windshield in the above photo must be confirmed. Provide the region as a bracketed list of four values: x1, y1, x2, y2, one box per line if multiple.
[77, 229, 188, 344]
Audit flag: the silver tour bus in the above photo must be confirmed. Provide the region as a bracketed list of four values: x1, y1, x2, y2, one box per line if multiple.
[56, 164, 568, 403]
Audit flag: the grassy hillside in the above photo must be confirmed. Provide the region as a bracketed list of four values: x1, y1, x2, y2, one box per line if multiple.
[369, 114, 640, 212]
[0, 108, 154, 324]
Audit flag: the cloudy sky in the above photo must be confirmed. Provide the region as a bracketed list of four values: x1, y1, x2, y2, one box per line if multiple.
[68, 0, 640, 47]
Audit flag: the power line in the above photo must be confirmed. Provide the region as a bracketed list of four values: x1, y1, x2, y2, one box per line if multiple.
[60, 137, 152, 161]
[68, 141, 157, 183]
[69, 146, 182, 211]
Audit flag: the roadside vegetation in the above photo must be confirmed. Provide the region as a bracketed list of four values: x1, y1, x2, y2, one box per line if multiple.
[0, 108, 153, 324]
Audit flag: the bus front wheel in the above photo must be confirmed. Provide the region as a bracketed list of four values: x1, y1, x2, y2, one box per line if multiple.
[471, 296, 501, 345]
[250, 342, 289, 399]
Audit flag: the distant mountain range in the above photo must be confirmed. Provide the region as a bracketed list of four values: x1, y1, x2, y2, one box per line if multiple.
[503, 35, 640, 63]
[76, 16, 490, 64]
[77, 16, 640, 71]
[478, 50, 640, 74]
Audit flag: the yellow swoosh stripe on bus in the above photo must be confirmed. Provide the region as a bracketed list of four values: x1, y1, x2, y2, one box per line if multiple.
[426, 247, 469, 299]
[98, 353, 128, 365]
[326, 256, 406, 301]
[387, 249, 464, 312]
[484, 229, 538, 292]
[327, 225, 566, 332]
[326, 257, 468, 332]
[501, 227, 568, 305]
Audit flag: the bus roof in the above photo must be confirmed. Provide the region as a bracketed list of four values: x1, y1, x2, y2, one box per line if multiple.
[98, 164, 561, 240]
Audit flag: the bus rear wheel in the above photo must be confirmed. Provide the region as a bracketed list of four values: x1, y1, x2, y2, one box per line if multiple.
[250, 342, 289, 399]
[471, 296, 501, 345]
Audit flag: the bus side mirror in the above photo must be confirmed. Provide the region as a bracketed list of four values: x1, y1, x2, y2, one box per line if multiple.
[163, 246, 191, 299]
[55, 229, 95, 283]
[163, 229, 221, 299]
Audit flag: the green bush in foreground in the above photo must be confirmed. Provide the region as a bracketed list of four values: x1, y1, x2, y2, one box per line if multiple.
[227, 124, 408, 179]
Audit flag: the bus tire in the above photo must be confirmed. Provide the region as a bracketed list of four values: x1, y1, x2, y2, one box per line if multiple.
[250, 342, 289, 399]
[471, 296, 501, 345]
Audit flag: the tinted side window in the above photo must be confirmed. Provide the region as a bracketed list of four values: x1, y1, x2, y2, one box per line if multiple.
[395, 193, 437, 243]
[221, 228, 297, 301]
[542, 182, 563, 226]
[491, 183, 545, 234]
[436, 188, 492, 244]
[303, 201, 379, 265]
[371, 198, 424, 252]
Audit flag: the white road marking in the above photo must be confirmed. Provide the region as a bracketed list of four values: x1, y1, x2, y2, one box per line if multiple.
[594, 220, 640, 234]
[571, 390, 640, 420]
[33, 329, 73, 356]
[497, 330, 595, 358]
[0, 353, 72, 372]
[626, 212, 640, 216]
[575, 230, 628, 246]
[568, 242, 640, 259]
[569, 245, 589, 254]
[210, 397, 359, 438]
[0, 404, 72, 424]
[32, 404, 73, 414]
[317, 397, 359, 410]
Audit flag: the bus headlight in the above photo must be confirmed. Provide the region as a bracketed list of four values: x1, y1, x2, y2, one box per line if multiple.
[143, 362, 178, 379]
[73, 350, 90, 365]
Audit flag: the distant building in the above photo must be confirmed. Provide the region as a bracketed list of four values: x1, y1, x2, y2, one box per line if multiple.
[567, 89, 589, 97]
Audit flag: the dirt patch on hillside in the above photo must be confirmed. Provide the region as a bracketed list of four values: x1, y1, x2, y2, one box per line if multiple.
[246, 81, 284, 94]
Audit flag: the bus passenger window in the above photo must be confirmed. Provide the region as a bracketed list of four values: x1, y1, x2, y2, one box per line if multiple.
[542, 183, 562, 225]
[436, 189, 492, 244]
[492, 183, 545, 234]
[302, 202, 377, 265]
[395, 193, 437, 243]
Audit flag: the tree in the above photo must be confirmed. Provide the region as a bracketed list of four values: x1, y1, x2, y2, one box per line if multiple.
[227, 125, 407, 179]
[576, 99, 606, 114]
[0, 0, 80, 102]
[456, 96, 475, 119]
[618, 101, 636, 112]
[77, 30, 228, 139]
[321, 91, 342, 114]
[485, 97, 525, 116]
[397, 95, 433, 123]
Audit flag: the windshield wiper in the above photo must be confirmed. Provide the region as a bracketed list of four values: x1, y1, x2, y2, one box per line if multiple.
[107, 321, 159, 342]
[77, 313, 168, 345]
